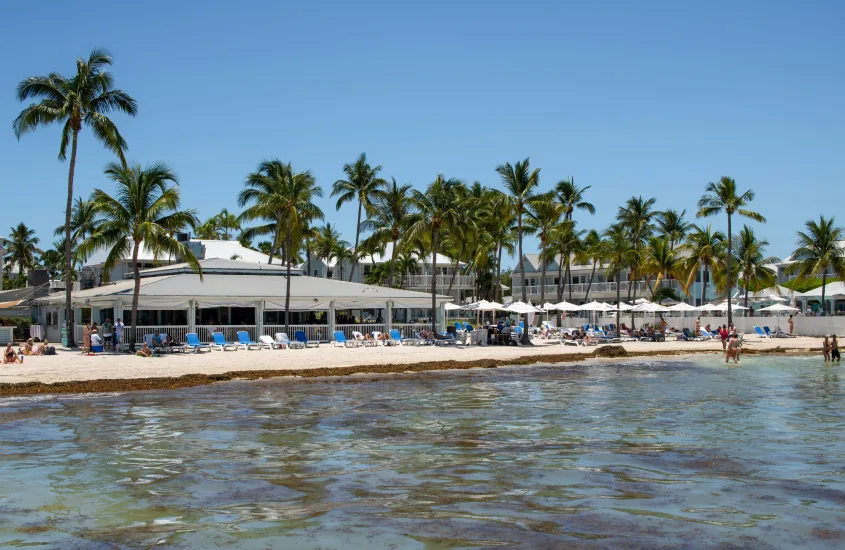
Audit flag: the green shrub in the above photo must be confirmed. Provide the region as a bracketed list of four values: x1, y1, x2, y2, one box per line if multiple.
[0, 317, 33, 340]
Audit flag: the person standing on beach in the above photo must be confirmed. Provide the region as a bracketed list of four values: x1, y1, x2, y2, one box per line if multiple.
[831, 335, 840, 363]
[788, 315, 794, 335]
[81, 321, 91, 355]
[719, 325, 729, 350]
[823, 336, 831, 362]
[114, 318, 124, 352]
[102, 318, 113, 352]
[694, 317, 701, 337]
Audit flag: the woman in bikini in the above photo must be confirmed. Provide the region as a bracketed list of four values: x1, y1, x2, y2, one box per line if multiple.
[725, 332, 741, 364]
[4, 343, 22, 364]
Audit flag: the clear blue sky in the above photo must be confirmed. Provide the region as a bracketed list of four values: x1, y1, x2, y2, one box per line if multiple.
[2, 0, 843, 264]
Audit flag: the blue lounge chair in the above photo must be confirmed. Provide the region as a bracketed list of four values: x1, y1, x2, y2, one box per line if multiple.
[333, 330, 359, 348]
[295, 330, 320, 348]
[754, 326, 767, 338]
[211, 331, 238, 351]
[434, 332, 458, 345]
[455, 322, 465, 333]
[388, 329, 407, 346]
[237, 330, 261, 350]
[465, 323, 473, 332]
[700, 329, 716, 340]
[185, 332, 211, 352]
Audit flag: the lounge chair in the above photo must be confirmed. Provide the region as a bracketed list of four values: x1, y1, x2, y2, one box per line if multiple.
[295, 330, 320, 348]
[272, 333, 290, 349]
[351, 331, 376, 347]
[278, 332, 304, 349]
[143, 334, 165, 355]
[434, 332, 458, 346]
[700, 329, 716, 340]
[455, 322, 465, 334]
[259, 335, 284, 349]
[211, 331, 238, 351]
[333, 331, 359, 348]
[237, 331, 261, 350]
[185, 332, 211, 352]
[386, 329, 403, 346]
[754, 326, 768, 338]
[415, 332, 435, 345]
[160, 333, 189, 353]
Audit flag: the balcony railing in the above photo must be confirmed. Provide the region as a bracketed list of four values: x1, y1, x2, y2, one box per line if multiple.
[512, 280, 683, 298]
[403, 274, 475, 288]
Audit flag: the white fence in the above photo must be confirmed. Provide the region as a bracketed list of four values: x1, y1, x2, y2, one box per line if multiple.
[404, 274, 475, 288]
[392, 323, 433, 337]
[76, 325, 191, 344]
[263, 325, 329, 342]
[335, 324, 388, 340]
[195, 325, 257, 342]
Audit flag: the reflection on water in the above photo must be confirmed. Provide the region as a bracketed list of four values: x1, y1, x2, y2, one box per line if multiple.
[1, 356, 844, 548]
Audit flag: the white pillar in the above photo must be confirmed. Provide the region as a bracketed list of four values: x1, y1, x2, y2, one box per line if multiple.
[329, 300, 336, 340]
[257, 300, 264, 338]
[188, 300, 196, 333]
[386, 301, 393, 333]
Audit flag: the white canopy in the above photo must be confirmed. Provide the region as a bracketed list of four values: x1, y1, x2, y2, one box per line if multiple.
[578, 300, 614, 311]
[552, 300, 582, 311]
[668, 302, 698, 311]
[697, 303, 723, 312]
[506, 301, 543, 314]
[632, 301, 669, 312]
[757, 294, 787, 302]
[615, 302, 634, 311]
[798, 281, 845, 298]
[444, 303, 463, 311]
[759, 303, 799, 313]
[716, 302, 748, 311]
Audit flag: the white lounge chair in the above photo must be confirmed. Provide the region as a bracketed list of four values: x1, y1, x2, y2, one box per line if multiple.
[259, 335, 284, 349]
[277, 332, 304, 349]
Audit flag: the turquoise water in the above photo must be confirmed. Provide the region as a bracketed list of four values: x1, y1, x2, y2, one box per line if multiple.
[1, 356, 843, 548]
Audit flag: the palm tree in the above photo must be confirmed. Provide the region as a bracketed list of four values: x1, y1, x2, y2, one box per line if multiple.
[496, 159, 540, 343]
[216, 208, 241, 240]
[556, 178, 595, 222]
[54, 197, 101, 258]
[697, 177, 766, 323]
[657, 209, 691, 251]
[478, 191, 515, 302]
[681, 224, 726, 307]
[581, 229, 607, 302]
[552, 222, 585, 302]
[406, 175, 463, 332]
[359, 177, 414, 287]
[394, 252, 418, 289]
[14, 49, 137, 346]
[525, 193, 564, 307]
[331, 243, 353, 281]
[5, 223, 43, 283]
[733, 225, 777, 308]
[331, 153, 386, 281]
[604, 225, 634, 329]
[787, 216, 845, 315]
[616, 196, 657, 309]
[640, 237, 689, 297]
[315, 223, 347, 278]
[78, 162, 200, 340]
[239, 160, 323, 332]
[40, 239, 69, 280]
[195, 217, 220, 240]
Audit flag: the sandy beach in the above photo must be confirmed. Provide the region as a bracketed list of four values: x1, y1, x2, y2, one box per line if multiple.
[0, 336, 822, 396]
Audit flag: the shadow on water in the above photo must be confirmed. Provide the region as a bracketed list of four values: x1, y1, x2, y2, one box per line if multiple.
[1, 356, 844, 548]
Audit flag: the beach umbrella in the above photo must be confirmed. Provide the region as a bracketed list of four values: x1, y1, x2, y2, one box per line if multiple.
[444, 303, 463, 311]
[759, 294, 787, 302]
[578, 300, 614, 311]
[759, 303, 799, 331]
[632, 301, 669, 312]
[506, 301, 543, 313]
[553, 301, 581, 311]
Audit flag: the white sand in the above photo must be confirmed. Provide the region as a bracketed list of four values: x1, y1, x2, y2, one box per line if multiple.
[0, 336, 821, 385]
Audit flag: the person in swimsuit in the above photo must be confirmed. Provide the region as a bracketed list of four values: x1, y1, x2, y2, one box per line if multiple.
[81, 321, 91, 354]
[788, 315, 794, 335]
[136, 342, 152, 358]
[4, 343, 22, 364]
[720, 325, 729, 350]
[725, 332, 741, 364]
[823, 336, 830, 362]
[831, 335, 840, 363]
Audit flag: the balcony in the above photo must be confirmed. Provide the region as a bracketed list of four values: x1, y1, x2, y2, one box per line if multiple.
[512, 280, 684, 300]
[402, 274, 475, 289]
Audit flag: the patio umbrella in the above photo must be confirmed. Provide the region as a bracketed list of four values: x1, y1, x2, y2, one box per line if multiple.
[759, 294, 787, 302]
[553, 301, 581, 311]
[668, 302, 698, 329]
[444, 303, 463, 311]
[759, 303, 799, 331]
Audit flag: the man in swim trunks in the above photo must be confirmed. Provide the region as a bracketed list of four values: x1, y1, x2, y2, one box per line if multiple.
[831, 335, 840, 363]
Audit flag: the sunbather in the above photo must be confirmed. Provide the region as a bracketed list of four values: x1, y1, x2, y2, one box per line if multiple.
[136, 342, 152, 358]
[4, 343, 22, 364]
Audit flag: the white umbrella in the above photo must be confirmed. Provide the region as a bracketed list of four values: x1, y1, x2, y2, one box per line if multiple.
[506, 301, 543, 314]
[715, 301, 748, 311]
[697, 303, 722, 313]
[632, 301, 669, 312]
[759, 294, 787, 302]
[616, 302, 634, 311]
[668, 302, 698, 311]
[759, 303, 799, 313]
[552, 300, 581, 311]
[444, 303, 463, 311]
[578, 300, 614, 311]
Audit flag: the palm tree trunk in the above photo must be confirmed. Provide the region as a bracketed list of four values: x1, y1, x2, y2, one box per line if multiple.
[496, 245, 503, 302]
[701, 265, 708, 308]
[268, 221, 281, 265]
[447, 259, 458, 294]
[129, 240, 141, 351]
[64, 127, 80, 347]
[567, 256, 573, 302]
[539, 253, 547, 306]
[430, 227, 439, 334]
[726, 213, 733, 325]
[284, 227, 293, 334]
[744, 274, 749, 310]
[557, 253, 564, 301]
[349, 201, 363, 282]
[388, 238, 398, 288]
[306, 242, 312, 277]
[584, 262, 598, 302]
[821, 272, 827, 316]
[616, 276, 621, 333]
[517, 211, 529, 345]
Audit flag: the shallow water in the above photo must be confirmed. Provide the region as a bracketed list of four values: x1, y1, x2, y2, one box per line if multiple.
[1, 356, 844, 549]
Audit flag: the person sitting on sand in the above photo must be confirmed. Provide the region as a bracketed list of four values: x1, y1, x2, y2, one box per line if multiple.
[136, 342, 152, 358]
[21, 339, 34, 356]
[90, 331, 103, 352]
[823, 336, 831, 362]
[4, 343, 22, 364]
[37, 340, 49, 355]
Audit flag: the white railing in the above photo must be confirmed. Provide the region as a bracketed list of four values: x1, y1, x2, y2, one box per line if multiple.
[263, 325, 329, 342]
[75, 325, 190, 345]
[334, 324, 388, 340]
[403, 274, 475, 288]
[391, 323, 433, 337]
[195, 325, 256, 342]
[513, 280, 684, 298]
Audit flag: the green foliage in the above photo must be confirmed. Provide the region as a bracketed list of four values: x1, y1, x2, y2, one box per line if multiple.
[782, 277, 842, 294]
[652, 286, 682, 303]
[0, 317, 32, 340]
[2, 276, 27, 290]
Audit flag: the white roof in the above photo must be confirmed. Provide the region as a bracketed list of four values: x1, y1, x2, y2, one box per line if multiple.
[83, 239, 271, 267]
[798, 281, 845, 298]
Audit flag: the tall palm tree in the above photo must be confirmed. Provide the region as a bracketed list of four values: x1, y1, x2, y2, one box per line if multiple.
[216, 208, 241, 240]
[552, 222, 585, 303]
[556, 178, 595, 222]
[406, 175, 463, 332]
[331, 243, 353, 281]
[581, 229, 607, 302]
[78, 162, 200, 339]
[315, 223, 347, 278]
[14, 49, 137, 345]
[478, 190, 515, 302]
[359, 177, 414, 287]
[54, 197, 101, 251]
[697, 177, 766, 323]
[331, 153, 386, 281]
[239, 160, 323, 332]
[604, 225, 634, 329]
[616, 195, 657, 307]
[496, 158, 540, 344]
[40, 239, 69, 280]
[525, 193, 564, 307]
[640, 237, 688, 297]
[733, 225, 777, 308]
[787, 216, 845, 315]
[5, 223, 43, 283]
[657, 209, 691, 251]
[681, 224, 726, 307]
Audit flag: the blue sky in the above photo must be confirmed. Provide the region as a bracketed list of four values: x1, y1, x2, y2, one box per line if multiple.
[2, 0, 843, 264]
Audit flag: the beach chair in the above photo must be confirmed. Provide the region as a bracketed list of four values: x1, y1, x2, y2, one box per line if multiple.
[415, 332, 435, 345]
[754, 326, 768, 338]
[143, 334, 164, 355]
[160, 333, 189, 353]
[386, 329, 403, 346]
[258, 335, 284, 349]
[278, 332, 304, 349]
[700, 329, 716, 340]
[763, 326, 777, 338]
[352, 331, 376, 347]
[273, 333, 291, 349]
[434, 332, 458, 346]
[455, 322, 465, 334]
[211, 331, 238, 351]
[295, 330, 320, 348]
[371, 331, 387, 346]
[333, 331, 359, 348]
[237, 331, 261, 350]
[185, 332, 211, 352]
